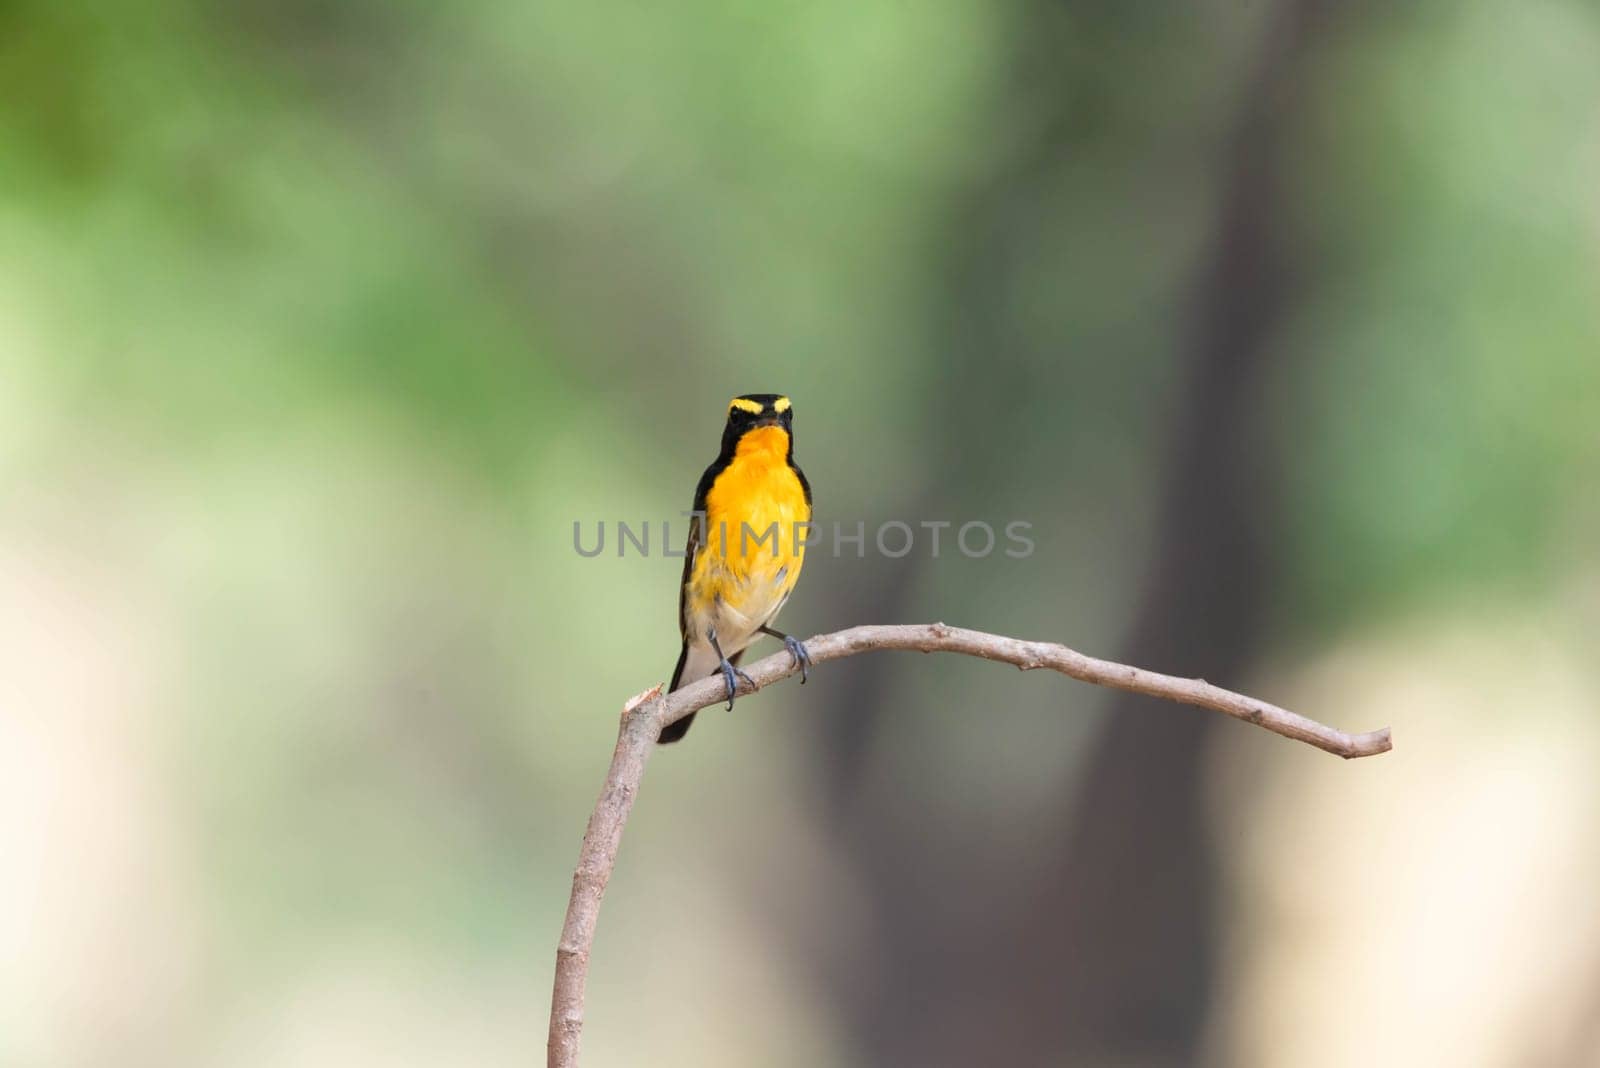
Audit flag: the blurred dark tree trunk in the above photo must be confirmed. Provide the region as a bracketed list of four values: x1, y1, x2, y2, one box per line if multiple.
[804, 1, 1334, 1064]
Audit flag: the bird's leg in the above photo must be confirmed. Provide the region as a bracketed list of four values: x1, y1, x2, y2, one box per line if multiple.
[708, 631, 756, 710]
[759, 624, 812, 684]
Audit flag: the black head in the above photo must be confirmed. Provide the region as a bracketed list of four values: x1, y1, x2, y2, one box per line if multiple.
[720, 393, 794, 453]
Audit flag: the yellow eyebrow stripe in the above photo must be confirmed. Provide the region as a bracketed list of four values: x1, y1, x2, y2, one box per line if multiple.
[773, 396, 791, 413]
[729, 397, 764, 414]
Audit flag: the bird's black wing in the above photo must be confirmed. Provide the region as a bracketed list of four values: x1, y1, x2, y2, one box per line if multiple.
[791, 458, 812, 510]
[661, 458, 728, 745]
[675, 457, 723, 643]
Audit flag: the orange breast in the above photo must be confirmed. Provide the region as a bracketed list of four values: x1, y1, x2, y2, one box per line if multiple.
[688, 426, 808, 624]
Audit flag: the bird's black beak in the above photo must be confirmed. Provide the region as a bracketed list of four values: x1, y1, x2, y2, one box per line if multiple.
[753, 414, 781, 428]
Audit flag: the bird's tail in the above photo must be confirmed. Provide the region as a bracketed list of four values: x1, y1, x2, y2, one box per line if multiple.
[658, 643, 739, 744]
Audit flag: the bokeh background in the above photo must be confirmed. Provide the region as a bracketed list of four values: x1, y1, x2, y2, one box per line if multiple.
[4, 1, 1599, 1065]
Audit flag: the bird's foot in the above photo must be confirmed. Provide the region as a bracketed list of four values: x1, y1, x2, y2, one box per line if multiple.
[719, 659, 756, 710]
[782, 635, 812, 683]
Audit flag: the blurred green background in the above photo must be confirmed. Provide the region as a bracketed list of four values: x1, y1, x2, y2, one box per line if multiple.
[3, 1, 1598, 1065]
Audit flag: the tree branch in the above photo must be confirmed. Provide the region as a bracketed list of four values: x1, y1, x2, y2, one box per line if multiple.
[547, 622, 1391, 1067]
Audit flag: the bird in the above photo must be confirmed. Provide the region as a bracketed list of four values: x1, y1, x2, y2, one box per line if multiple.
[659, 393, 813, 744]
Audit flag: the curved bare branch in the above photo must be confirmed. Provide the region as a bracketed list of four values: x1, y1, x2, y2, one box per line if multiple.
[548, 622, 1392, 1067]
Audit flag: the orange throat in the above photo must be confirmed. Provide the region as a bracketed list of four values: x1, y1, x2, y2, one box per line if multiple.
[735, 425, 790, 461]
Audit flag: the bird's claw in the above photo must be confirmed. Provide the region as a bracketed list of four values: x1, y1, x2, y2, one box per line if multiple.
[783, 635, 813, 683]
[720, 659, 756, 710]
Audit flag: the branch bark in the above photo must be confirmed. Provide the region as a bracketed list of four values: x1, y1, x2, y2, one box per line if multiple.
[547, 622, 1391, 1067]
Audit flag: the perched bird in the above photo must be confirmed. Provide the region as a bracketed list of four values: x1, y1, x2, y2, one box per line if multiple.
[659, 393, 813, 744]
